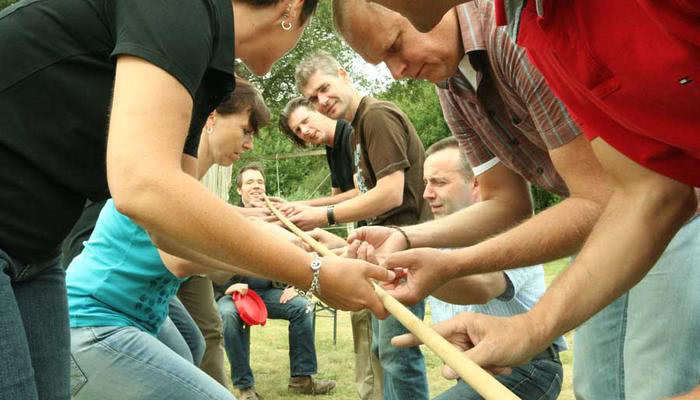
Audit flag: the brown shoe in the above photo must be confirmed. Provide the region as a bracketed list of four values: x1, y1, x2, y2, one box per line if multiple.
[288, 376, 336, 395]
[236, 387, 263, 400]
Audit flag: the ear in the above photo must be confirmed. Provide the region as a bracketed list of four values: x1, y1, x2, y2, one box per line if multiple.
[471, 178, 481, 200]
[338, 67, 350, 82]
[237, 187, 242, 196]
[287, 0, 305, 18]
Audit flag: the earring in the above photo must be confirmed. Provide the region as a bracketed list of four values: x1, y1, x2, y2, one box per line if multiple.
[206, 126, 214, 135]
[281, 19, 292, 31]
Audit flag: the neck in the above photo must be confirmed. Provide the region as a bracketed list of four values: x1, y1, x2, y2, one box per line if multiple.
[232, 2, 276, 66]
[196, 133, 216, 180]
[324, 119, 338, 147]
[344, 91, 364, 122]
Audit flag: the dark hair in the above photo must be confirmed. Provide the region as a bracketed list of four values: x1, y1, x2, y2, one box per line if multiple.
[279, 96, 312, 148]
[236, 161, 266, 189]
[240, 0, 319, 25]
[215, 77, 270, 135]
[425, 136, 473, 180]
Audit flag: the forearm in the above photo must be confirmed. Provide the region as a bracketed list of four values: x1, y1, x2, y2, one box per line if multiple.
[301, 188, 358, 207]
[529, 183, 697, 346]
[405, 196, 532, 248]
[334, 186, 400, 223]
[455, 194, 602, 275]
[431, 272, 506, 305]
[116, 171, 315, 289]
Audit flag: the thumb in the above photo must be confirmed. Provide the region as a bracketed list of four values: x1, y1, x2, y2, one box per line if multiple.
[383, 249, 416, 270]
[391, 332, 422, 348]
[365, 263, 396, 283]
[462, 340, 494, 370]
[346, 227, 366, 243]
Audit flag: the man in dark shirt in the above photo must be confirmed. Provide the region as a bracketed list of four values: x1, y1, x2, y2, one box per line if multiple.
[279, 96, 358, 206]
[290, 51, 430, 400]
[279, 97, 379, 400]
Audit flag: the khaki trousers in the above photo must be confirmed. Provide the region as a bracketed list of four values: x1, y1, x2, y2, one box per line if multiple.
[177, 275, 229, 386]
[351, 309, 383, 400]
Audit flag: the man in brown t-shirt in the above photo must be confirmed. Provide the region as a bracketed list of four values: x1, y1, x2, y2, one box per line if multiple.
[288, 51, 429, 400]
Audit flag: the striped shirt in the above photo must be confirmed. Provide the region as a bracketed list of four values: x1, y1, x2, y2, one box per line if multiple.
[436, 0, 580, 196]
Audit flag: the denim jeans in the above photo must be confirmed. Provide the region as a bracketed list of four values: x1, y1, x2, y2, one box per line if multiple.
[218, 288, 317, 390]
[435, 354, 562, 400]
[372, 300, 429, 400]
[164, 295, 206, 366]
[574, 215, 700, 399]
[0, 250, 70, 400]
[70, 326, 234, 400]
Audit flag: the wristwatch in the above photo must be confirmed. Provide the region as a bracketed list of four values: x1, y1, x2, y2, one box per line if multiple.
[326, 205, 336, 225]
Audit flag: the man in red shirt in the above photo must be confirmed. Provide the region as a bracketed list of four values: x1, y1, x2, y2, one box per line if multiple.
[344, 0, 700, 398]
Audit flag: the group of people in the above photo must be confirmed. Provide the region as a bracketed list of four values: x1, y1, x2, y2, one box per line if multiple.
[1, 0, 698, 400]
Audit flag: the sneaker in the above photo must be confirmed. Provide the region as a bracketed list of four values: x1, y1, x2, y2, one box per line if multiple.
[288, 376, 336, 395]
[236, 387, 263, 400]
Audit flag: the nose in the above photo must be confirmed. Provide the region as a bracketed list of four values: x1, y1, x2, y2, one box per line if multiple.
[301, 125, 313, 138]
[423, 184, 435, 200]
[385, 57, 408, 80]
[242, 136, 253, 151]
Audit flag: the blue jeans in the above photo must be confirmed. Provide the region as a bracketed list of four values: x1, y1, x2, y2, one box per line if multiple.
[0, 250, 70, 400]
[435, 352, 562, 400]
[164, 296, 206, 366]
[372, 300, 429, 400]
[70, 326, 234, 400]
[218, 288, 317, 390]
[574, 215, 700, 399]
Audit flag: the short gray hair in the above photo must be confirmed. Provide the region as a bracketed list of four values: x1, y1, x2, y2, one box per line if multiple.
[295, 51, 342, 93]
[425, 136, 473, 180]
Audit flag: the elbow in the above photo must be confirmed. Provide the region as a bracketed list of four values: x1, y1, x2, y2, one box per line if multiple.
[110, 171, 164, 227]
[165, 259, 192, 279]
[383, 190, 404, 213]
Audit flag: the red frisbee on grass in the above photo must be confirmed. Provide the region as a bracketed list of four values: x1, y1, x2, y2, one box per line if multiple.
[233, 289, 268, 326]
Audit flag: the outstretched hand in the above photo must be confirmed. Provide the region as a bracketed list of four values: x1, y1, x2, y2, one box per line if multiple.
[392, 312, 547, 376]
[381, 247, 457, 305]
[347, 226, 407, 259]
[316, 256, 395, 319]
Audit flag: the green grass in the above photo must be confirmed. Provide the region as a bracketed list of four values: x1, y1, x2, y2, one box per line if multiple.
[228, 259, 574, 399]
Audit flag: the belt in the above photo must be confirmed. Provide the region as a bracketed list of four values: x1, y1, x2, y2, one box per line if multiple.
[531, 345, 560, 361]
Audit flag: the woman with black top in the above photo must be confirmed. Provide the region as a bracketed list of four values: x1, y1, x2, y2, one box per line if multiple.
[0, 0, 393, 398]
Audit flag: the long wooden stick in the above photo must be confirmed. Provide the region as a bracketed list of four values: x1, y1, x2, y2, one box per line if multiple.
[264, 195, 520, 400]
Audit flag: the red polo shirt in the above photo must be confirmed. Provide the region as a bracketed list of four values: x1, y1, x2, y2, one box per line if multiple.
[497, 0, 700, 187]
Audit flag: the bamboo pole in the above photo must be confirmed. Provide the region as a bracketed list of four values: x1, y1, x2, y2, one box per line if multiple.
[263, 195, 520, 400]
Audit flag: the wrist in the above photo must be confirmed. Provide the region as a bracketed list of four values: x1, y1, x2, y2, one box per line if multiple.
[388, 225, 411, 250]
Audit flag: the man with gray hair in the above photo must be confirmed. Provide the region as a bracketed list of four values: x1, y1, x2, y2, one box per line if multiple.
[335, 1, 700, 399]
[290, 51, 431, 400]
[422, 136, 564, 399]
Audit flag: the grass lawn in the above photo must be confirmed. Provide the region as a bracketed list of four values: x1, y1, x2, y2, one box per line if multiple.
[229, 258, 574, 399]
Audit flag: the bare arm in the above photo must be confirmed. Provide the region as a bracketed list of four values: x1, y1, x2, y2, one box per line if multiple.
[289, 170, 404, 230]
[106, 56, 394, 316]
[383, 135, 612, 305]
[451, 134, 612, 274]
[431, 272, 507, 305]
[299, 188, 359, 207]
[527, 137, 697, 347]
[394, 138, 698, 372]
[335, 170, 404, 222]
[403, 162, 533, 249]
